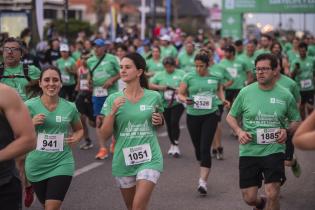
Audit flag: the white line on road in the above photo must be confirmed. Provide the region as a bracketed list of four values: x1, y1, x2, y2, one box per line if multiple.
[74, 162, 104, 177]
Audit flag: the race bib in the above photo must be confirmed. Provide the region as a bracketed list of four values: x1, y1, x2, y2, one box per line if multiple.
[164, 90, 174, 100]
[256, 128, 280, 144]
[123, 144, 152, 166]
[93, 87, 108, 97]
[61, 74, 70, 83]
[80, 79, 89, 90]
[227, 67, 238, 78]
[193, 95, 212, 109]
[300, 79, 312, 89]
[36, 133, 64, 152]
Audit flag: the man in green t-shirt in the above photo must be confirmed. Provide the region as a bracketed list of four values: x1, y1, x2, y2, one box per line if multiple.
[178, 41, 196, 72]
[290, 42, 315, 120]
[0, 37, 41, 101]
[226, 53, 301, 210]
[254, 34, 272, 57]
[87, 38, 120, 160]
[238, 40, 257, 82]
[160, 34, 178, 59]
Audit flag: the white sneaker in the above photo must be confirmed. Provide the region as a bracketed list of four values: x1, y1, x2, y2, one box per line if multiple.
[173, 145, 181, 158]
[168, 145, 174, 155]
[198, 179, 207, 196]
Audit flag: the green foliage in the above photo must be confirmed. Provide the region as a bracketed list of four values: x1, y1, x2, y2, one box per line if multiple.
[45, 19, 95, 42]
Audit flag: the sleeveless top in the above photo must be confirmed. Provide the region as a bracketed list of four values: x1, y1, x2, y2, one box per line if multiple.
[0, 111, 18, 186]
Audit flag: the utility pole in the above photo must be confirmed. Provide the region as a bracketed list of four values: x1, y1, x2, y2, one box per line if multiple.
[150, 0, 156, 38]
[64, 0, 69, 40]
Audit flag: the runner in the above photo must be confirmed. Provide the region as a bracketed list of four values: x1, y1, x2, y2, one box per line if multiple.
[56, 44, 77, 101]
[290, 42, 315, 120]
[75, 50, 95, 150]
[237, 40, 257, 82]
[178, 53, 229, 195]
[178, 41, 197, 72]
[160, 34, 178, 59]
[0, 83, 36, 210]
[150, 56, 185, 157]
[87, 38, 120, 160]
[226, 53, 301, 210]
[146, 46, 164, 77]
[100, 52, 164, 210]
[24, 65, 83, 209]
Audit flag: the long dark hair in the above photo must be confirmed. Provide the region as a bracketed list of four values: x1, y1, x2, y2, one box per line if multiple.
[123, 52, 148, 88]
[25, 65, 62, 97]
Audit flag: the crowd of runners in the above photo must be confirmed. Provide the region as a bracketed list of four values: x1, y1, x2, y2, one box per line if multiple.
[0, 26, 315, 210]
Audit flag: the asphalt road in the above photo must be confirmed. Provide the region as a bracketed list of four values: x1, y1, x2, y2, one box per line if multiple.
[25, 114, 315, 210]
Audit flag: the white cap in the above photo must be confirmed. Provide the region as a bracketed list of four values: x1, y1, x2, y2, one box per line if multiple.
[160, 34, 171, 42]
[60, 44, 69, 52]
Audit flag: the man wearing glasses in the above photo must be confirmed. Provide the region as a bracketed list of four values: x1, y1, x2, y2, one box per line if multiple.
[1, 37, 41, 101]
[226, 54, 301, 210]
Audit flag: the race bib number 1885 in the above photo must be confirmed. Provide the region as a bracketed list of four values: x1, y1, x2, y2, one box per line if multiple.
[256, 128, 280, 144]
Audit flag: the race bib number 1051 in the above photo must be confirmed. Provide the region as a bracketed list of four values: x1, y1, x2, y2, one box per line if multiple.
[123, 144, 152, 166]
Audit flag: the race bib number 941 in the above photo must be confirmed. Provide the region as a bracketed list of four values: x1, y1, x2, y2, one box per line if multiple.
[123, 144, 152, 166]
[256, 128, 280, 144]
[36, 133, 64, 152]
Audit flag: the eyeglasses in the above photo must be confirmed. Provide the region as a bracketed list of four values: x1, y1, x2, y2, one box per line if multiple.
[3, 47, 20, 53]
[255, 67, 273, 73]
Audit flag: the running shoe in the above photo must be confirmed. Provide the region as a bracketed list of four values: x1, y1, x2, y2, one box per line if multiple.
[80, 140, 94, 150]
[173, 145, 180, 158]
[95, 148, 109, 160]
[24, 185, 34, 208]
[211, 149, 217, 158]
[216, 147, 224, 160]
[253, 196, 266, 210]
[291, 159, 302, 178]
[110, 141, 115, 154]
[197, 179, 207, 196]
[168, 145, 175, 156]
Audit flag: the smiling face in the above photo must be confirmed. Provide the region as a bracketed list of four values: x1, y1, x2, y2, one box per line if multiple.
[39, 69, 62, 97]
[119, 57, 142, 84]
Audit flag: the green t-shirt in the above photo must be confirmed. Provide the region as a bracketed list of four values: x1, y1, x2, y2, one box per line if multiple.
[178, 50, 196, 72]
[229, 83, 301, 157]
[284, 42, 292, 54]
[161, 45, 178, 59]
[150, 69, 185, 108]
[277, 74, 301, 103]
[1, 64, 41, 101]
[219, 58, 248, 90]
[101, 89, 164, 177]
[56, 57, 76, 86]
[254, 49, 271, 57]
[182, 72, 220, 116]
[237, 53, 256, 74]
[286, 49, 300, 64]
[24, 96, 80, 182]
[72, 50, 81, 61]
[87, 53, 119, 95]
[308, 45, 315, 58]
[146, 58, 164, 73]
[290, 56, 315, 91]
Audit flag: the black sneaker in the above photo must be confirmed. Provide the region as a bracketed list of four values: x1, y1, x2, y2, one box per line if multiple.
[216, 147, 224, 160]
[197, 185, 207, 196]
[211, 149, 217, 158]
[80, 140, 94, 150]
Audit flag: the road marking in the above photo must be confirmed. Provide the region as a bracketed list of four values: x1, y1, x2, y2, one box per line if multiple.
[74, 162, 104, 177]
[158, 125, 186, 137]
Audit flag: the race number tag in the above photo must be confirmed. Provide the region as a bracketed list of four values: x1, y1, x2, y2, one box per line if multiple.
[61, 74, 70, 83]
[36, 133, 64, 152]
[123, 144, 152, 166]
[300, 79, 312, 89]
[93, 87, 108, 97]
[227, 67, 238, 78]
[164, 90, 174, 100]
[193, 95, 212, 109]
[80, 79, 89, 90]
[256, 128, 280, 144]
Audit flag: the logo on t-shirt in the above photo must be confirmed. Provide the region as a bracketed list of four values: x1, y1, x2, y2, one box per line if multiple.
[140, 105, 153, 111]
[270, 98, 285, 105]
[56, 116, 62, 122]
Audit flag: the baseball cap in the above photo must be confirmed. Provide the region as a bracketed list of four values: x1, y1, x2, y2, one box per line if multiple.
[223, 45, 235, 53]
[94, 38, 106, 47]
[160, 34, 171, 42]
[60, 44, 69, 52]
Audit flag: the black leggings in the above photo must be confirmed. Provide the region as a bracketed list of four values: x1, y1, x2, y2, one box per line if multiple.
[31, 175, 72, 204]
[60, 85, 76, 102]
[163, 104, 185, 145]
[0, 176, 22, 210]
[187, 112, 219, 168]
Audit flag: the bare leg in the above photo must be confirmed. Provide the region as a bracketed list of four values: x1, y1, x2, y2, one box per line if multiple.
[120, 186, 136, 210]
[264, 182, 281, 210]
[132, 180, 155, 210]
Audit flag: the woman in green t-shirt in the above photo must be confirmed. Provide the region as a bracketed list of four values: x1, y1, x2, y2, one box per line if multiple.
[146, 46, 164, 77]
[100, 53, 164, 210]
[25, 65, 83, 209]
[178, 53, 229, 196]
